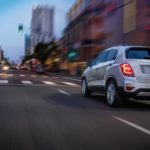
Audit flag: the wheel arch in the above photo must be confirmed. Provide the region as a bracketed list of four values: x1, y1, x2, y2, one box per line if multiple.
[106, 77, 118, 88]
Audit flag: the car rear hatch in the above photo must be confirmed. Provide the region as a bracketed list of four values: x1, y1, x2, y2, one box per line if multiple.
[126, 47, 150, 83]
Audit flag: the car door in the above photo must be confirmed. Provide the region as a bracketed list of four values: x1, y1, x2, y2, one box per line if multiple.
[86, 57, 98, 87]
[94, 49, 118, 91]
[86, 51, 108, 90]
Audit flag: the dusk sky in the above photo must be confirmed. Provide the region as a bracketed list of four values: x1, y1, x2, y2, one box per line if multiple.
[0, 0, 75, 61]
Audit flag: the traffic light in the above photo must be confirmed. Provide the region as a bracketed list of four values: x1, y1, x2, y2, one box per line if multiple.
[18, 24, 24, 35]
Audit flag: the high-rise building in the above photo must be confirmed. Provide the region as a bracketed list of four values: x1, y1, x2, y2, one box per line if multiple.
[64, 0, 105, 74]
[24, 34, 31, 56]
[31, 5, 54, 54]
[64, 0, 150, 63]
[103, 0, 150, 47]
[0, 46, 4, 62]
[63, 0, 150, 75]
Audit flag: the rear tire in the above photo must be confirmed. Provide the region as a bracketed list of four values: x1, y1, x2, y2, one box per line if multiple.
[106, 80, 124, 107]
[82, 78, 91, 97]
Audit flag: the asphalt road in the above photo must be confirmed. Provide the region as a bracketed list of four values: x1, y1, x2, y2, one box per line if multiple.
[0, 69, 150, 150]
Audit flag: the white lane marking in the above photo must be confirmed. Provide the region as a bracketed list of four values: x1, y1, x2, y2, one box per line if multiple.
[31, 75, 37, 77]
[0, 80, 8, 84]
[43, 81, 57, 85]
[0, 73, 8, 76]
[0, 84, 51, 87]
[62, 82, 79, 86]
[8, 74, 14, 77]
[57, 89, 71, 96]
[114, 116, 150, 136]
[0, 74, 14, 77]
[20, 75, 25, 77]
[63, 77, 81, 82]
[22, 81, 32, 84]
[42, 76, 47, 78]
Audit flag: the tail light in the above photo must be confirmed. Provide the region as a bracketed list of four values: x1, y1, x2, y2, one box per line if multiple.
[120, 63, 135, 77]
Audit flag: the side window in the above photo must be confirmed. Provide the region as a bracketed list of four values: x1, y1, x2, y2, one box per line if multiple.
[106, 50, 118, 61]
[95, 51, 108, 65]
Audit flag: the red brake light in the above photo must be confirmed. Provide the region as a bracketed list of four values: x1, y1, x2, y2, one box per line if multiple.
[120, 63, 135, 77]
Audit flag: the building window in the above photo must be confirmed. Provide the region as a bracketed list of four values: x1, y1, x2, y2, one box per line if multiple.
[123, 0, 136, 33]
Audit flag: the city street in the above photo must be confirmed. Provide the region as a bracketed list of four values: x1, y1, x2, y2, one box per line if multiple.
[0, 69, 149, 150]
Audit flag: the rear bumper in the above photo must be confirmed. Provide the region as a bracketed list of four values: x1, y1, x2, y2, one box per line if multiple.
[117, 77, 150, 100]
[118, 87, 150, 100]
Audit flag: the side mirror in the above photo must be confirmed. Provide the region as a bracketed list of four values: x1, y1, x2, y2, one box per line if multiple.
[87, 60, 92, 67]
[113, 56, 116, 60]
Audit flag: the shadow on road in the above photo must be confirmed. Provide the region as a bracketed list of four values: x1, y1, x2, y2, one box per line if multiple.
[42, 93, 107, 111]
[42, 93, 150, 111]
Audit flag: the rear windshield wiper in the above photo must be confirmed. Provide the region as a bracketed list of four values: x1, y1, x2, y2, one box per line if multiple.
[143, 56, 150, 59]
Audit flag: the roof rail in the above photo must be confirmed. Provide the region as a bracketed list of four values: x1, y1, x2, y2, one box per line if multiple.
[113, 44, 129, 47]
[122, 43, 129, 46]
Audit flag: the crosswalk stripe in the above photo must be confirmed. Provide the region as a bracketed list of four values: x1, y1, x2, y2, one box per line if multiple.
[8, 74, 14, 77]
[0, 80, 8, 84]
[22, 81, 32, 84]
[63, 77, 81, 82]
[42, 76, 47, 78]
[20, 75, 25, 77]
[53, 77, 59, 79]
[0, 79, 80, 87]
[62, 82, 79, 86]
[43, 81, 57, 85]
[31, 75, 37, 77]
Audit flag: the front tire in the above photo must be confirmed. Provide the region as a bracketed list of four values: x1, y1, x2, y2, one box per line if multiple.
[106, 81, 124, 107]
[82, 79, 91, 97]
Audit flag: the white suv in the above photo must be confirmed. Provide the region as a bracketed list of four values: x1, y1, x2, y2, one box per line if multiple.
[82, 46, 150, 107]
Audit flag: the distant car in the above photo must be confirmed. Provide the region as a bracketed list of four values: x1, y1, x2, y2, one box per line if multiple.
[82, 46, 150, 107]
[20, 65, 30, 70]
[16, 65, 21, 70]
[35, 65, 45, 74]
[9, 65, 17, 70]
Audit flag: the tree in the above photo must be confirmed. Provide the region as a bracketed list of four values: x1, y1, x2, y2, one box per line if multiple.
[32, 40, 58, 63]
[3, 58, 10, 65]
[22, 55, 32, 64]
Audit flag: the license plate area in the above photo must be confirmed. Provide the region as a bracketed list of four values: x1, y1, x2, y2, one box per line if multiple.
[141, 65, 150, 74]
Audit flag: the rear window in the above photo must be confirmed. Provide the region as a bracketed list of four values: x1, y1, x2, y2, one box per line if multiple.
[126, 48, 150, 59]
